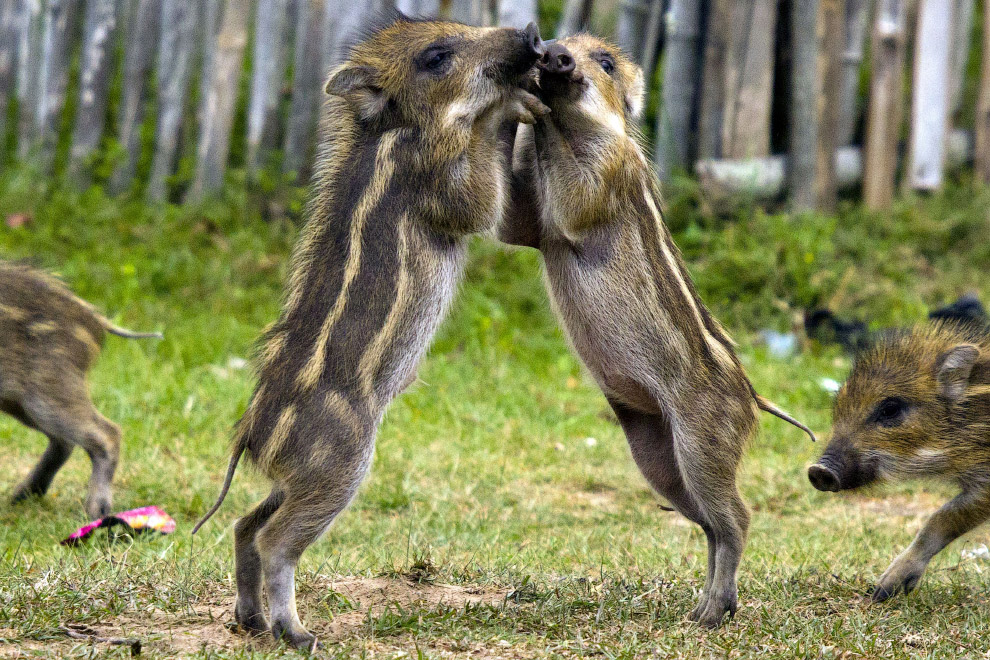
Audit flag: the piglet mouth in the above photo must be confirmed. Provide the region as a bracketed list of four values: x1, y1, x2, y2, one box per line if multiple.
[535, 43, 584, 98]
[808, 447, 880, 492]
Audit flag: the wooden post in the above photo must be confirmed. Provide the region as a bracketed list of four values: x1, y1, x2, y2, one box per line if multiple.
[862, 0, 906, 208]
[322, 0, 383, 70]
[616, 0, 650, 60]
[836, 0, 870, 146]
[246, 0, 289, 176]
[35, 0, 82, 173]
[721, 0, 777, 159]
[0, 0, 21, 164]
[16, 0, 43, 161]
[975, 0, 990, 183]
[906, 0, 954, 191]
[557, 0, 594, 37]
[110, 0, 161, 194]
[814, 0, 844, 211]
[449, 0, 488, 26]
[69, 0, 118, 182]
[789, 0, 819, 210]
[655, 0, 702, 180]
[498, 0, 538, 29]
[698, 0, 729, 159]
[283, 0, 326, 181]
[638, 0, 665, 92]
[948, 0, 974, 116]
[188, 0, 251, 201]
[147, 0, 197, 202]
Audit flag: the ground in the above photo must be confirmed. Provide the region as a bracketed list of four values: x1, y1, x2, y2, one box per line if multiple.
[1, 180, 990, 658]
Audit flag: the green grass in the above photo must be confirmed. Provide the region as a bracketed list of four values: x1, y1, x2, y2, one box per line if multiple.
[1, 172, 989, 658]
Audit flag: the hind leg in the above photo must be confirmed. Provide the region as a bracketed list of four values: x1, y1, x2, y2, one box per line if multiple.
[255, 436, 376, 649]
[234, 488, 285, 635]
[609, 400, 718, 606]
[11, 435, 74, 503]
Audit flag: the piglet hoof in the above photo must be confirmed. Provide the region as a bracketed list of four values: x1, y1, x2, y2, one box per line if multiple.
[272, 621, 320, 652]
[507, 89, 550, 125]
[234, 602, 270, 636]
[872, 559, 924, 603]
[687, 591, 736, 629]
[84, 496, 112, 521]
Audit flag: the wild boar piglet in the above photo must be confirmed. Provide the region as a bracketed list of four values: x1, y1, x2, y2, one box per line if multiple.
[810, 321, 990, 601]
[1, 261, 160, 519]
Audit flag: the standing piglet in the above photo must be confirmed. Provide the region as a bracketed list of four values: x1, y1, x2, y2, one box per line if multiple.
[809, 322, 990, 601]
[1, 261, 160, 518]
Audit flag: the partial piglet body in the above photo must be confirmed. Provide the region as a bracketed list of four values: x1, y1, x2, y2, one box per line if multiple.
[1, 261, 160, 519]
[503, 36, 813, 627]
[810, 322, 990, 601]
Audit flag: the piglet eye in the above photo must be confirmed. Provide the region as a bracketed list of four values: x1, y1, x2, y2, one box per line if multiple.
[418, 46, 453, 74]
[873, 397, 909, 427]
[600, 57, 615, 75]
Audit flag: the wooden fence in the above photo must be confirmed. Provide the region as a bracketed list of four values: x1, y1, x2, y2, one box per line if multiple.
[0, 0, 988, 211]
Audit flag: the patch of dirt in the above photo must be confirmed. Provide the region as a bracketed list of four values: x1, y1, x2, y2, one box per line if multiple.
[0, 577, 515, 658]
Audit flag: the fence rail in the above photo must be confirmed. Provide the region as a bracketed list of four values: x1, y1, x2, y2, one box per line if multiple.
[0, 0, 988, 211]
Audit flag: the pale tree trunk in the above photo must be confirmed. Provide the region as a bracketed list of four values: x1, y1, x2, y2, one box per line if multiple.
[655, 0, 701, 180]
[697, 0, 729, 159]
[906, 0, 954, 191]
[721, 0, 776, 159]
[788, 0, 819, 210]
[616, 0, 650, 60]
[498, 0, 538, 29]
[198, 0, 223, 103]
[16, 0, 42, 160]
[323, 0, 385, 69]
[188, 0, 251, 201]
[396, 0, 442, 17]
[976, 0, 990, 183]
[35, 0, 82, 173]
[69, 0, 118, 182]
[284, 0, 326, 181]
[147, 0, 198, 202]
[246, 0, 289, 175]
[814, 0, 843, 211]
[450, 0, 488, 26]
[836, 0, 870, 146]
[110, 0, 161, 194]
[862, 0, 906, 208]
[0, 0, 21, 163]
[557, 0, 594, 37]
[948, 0, 973, 116]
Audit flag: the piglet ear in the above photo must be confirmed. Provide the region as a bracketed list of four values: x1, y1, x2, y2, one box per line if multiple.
[625, 66, 645, 120]
[326, 65, 390, 123]
[936, 343, 980, 401]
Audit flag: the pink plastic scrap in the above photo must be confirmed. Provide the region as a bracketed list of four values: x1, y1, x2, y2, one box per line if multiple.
[61, 505, 177, 546]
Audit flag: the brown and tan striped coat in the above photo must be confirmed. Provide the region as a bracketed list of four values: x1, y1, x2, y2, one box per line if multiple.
[501, 35, 813, 628]
[1, 261, 160, 519]
[193, 13, 549, 649]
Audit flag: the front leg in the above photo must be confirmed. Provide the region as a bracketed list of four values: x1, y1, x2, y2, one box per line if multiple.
[873, 489, 990, 602]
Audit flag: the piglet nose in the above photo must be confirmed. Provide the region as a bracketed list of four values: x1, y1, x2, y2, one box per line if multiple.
[808, 464, 840, 492]
[523, 22, 545, 58]
[540, 43, 574, 75]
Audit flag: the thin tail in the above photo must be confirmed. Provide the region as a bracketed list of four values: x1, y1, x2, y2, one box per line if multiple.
[752, 391, 817, 442]
[191, 443, 245, 534]
[99, 316, 164, 339]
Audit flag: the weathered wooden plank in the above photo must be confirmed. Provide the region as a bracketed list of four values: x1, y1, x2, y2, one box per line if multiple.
[147, 0, 198, 202]
[906, 0, 954, 191]
[16, 0, 43, 160]
[188, 0, 251, 200]
[109, 0, 161, 194]
[283, 0, 326, 181]
[975, 0, 990, 183]
[0, 0, 21, 163]
[788, 0, 819, 210]
[697, 0, 729, 159]
[948, 0, 974, 116]
[69, 0, 118, 181]
[246, 0, 289, 175]
[35, 0, 82, 172]
[655, 0, 702, 180]
[557, 0, 594, 37]
[862, 0, 906, 208]
[814, 0, 843, 211]
[721, 0, 776, 159]
[498, 0, 538, 30]
[837, 0, 870, 146]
